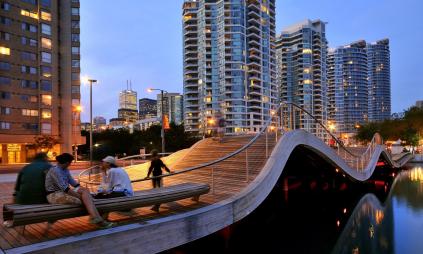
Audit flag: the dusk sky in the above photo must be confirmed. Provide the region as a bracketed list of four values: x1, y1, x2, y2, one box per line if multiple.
[80, 0, 423, 122]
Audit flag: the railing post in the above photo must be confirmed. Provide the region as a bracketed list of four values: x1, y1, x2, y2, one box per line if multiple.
[356, 157, 359, 171]
[245, 149, 249, 182]
[211, 167, 215, 195]
[265, 129, 268, 158]
[130, 159, 133, 166]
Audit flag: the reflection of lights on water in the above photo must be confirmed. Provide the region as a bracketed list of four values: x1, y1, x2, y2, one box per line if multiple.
[375, 210, 384, 225]
[343, 208, 347, 214]
[352, 247, 360, 254]
[410, 167, 423, 182]
[369, 224, 375, 238]
[337, 220, 340, 227]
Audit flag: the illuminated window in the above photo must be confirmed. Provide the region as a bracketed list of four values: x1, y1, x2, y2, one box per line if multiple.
[0, 46, 10, 55]
[41, 109, 52, 119]
[41, 11, 51, 21]
[22, 109, 39, 116]
[41, 37, 52, 49]
[304, 79, 312, 85]
[41, 95, 52, 105]
[303, 68, 311, 74]
[302, 49, 312, 54]
[183, 15, 192, 22]
[21, 9, 38, 19]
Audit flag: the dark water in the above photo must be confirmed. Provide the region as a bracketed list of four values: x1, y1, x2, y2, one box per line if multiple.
[163, 161, 423, 254]
[333, 163, 423, 254]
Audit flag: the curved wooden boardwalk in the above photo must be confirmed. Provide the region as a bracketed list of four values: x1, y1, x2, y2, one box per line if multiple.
[0, 131, 411, 254]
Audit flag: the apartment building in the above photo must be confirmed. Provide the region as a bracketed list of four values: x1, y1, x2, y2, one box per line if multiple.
[0, 0, 82, 164]
[182, 0, 278, 134]
[276, 19, 328, 133]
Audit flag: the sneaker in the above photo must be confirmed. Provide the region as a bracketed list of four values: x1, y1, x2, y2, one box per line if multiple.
[89, 217, 115, 228]
[97, 220, 115, 229]
[151, 205, 160, 213]
[3, 220, 13, 228]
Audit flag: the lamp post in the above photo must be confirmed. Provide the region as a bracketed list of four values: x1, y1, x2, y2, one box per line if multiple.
[148, 88, 167, 154]
[82, 77, 97, 166]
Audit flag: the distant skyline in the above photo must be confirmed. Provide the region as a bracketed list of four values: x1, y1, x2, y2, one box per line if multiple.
[80, 0, 423, 122]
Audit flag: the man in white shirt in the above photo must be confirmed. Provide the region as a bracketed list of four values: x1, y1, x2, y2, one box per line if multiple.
[94, 156, 134, 199]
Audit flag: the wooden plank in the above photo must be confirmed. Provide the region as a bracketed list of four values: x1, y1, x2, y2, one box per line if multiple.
[0, 135, 274, 250]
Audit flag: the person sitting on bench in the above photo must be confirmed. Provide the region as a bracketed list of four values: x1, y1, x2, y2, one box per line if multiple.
[94, 156, 133, 199]
[14, 153, 51, 204]
[45, 153, 114, 228]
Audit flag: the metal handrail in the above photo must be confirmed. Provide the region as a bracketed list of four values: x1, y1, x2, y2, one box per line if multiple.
[78, 152, 173, 182]
[285, 102, 358, 158]
[79, 102, 381, 185]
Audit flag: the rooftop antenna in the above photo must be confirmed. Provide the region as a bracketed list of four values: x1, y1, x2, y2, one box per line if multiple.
[130, 80, 132, 90]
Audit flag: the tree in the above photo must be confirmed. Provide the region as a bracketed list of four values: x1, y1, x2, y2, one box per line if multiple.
[34, 135, 59, 152]
[78, 124, 200, 161]
[356, 106, 423, 144]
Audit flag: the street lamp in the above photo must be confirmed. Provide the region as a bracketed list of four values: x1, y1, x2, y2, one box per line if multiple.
[204, 118, 215, 139]
[148, 88, 167, 154]
[82, 77, 97, 166]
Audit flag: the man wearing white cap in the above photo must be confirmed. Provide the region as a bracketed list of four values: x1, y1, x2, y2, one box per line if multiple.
[94, 156, 134, 199]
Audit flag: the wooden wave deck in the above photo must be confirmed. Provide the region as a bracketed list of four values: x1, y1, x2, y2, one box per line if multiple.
[0, 135, 275, 253]
[0, 131, 411, 253]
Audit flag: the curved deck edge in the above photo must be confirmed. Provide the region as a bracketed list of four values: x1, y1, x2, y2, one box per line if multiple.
[6, 130, 411, 254]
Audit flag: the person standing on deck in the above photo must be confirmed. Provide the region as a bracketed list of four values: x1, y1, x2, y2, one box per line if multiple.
[145, 149, 172, 212]
[45, 153, 114, 228]
[14, 153, 51, 204]
[145, 150, 172, 188]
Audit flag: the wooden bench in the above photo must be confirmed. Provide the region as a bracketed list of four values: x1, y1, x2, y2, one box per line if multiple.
[3, 183, 210, 227]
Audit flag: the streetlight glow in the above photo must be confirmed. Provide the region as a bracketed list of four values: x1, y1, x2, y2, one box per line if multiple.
[81, 75, 90, 84]
[74, 105, 82, 112]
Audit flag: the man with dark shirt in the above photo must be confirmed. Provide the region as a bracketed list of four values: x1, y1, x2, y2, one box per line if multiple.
[14, 153, 51, 204]
[145, 150, 172, 188]
[145, 150, 172, 212]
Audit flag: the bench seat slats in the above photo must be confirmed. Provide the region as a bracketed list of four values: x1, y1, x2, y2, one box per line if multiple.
[3, 183, 210, 227]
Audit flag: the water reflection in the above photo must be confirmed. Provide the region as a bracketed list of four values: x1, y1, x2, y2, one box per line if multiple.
[164, 162, 422, 254]
[332, 165, 423, 254]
